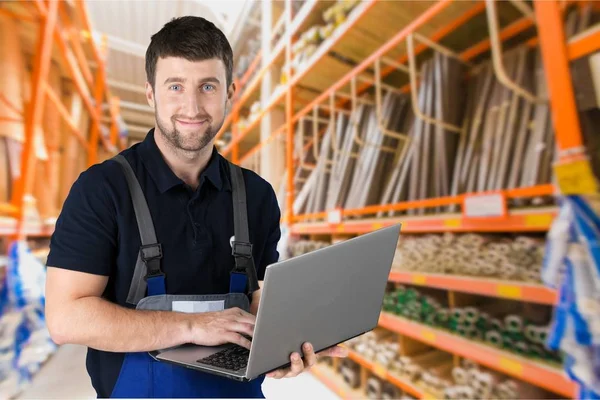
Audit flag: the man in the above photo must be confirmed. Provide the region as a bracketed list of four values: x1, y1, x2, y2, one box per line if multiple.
[45, 16, 346, 398]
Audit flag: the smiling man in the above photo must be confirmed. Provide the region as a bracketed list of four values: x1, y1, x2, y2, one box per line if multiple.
[44, 16, 346, 399]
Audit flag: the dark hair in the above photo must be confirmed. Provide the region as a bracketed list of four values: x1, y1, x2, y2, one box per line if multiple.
[145, 16, 233, 89]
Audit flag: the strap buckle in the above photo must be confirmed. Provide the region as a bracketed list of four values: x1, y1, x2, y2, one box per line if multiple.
[140, 244, 164, 280]
[231, 241, 253, 258]
[140, 243, 162, 262]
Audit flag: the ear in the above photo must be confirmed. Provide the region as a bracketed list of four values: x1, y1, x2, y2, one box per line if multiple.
[145, 82, 155, 108]
[226, 81, 236, 107]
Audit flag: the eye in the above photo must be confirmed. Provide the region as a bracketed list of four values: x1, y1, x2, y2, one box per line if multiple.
[202, 84, 216, 92]
[169, 84, 182, 91]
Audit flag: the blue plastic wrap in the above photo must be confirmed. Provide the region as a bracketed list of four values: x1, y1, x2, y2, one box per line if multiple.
[544, 195, 600, 398]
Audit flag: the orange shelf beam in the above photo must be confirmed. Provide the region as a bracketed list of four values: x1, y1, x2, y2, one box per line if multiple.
[293, 184, 555, 222]
[378, 313, 577, 398]
[388, 271, 557, 305]
[568, 24, 600, 60]
[347, 349, 426, 398]
[291, 208, 556, 235]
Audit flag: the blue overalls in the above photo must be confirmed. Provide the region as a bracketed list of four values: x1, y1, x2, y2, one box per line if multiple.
[109, 155, 264, 398]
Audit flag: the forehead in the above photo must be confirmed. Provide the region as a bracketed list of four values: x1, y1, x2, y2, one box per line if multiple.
[154, 57, 226, 81]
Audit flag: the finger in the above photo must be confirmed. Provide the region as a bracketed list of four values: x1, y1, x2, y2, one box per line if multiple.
[267, 368, 288, 379]
[302, 343, 318, 368]
[318, 345, 349, 358]
[286, 352, 305, 377]
[225, 332, 252, 349]
[230, 309, 256, 325]
[226, 322, 255, 337]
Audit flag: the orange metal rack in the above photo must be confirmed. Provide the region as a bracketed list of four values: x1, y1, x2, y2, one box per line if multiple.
[0, 0, 120, 241]
[219, 1, 597, 398]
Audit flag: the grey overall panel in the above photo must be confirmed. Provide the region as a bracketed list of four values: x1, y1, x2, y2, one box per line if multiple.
[246, 224, 401, 379]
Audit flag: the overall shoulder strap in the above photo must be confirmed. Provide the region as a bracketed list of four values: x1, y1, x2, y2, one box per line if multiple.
[113, 155, 165, 305]
[229, 162, 259, 295]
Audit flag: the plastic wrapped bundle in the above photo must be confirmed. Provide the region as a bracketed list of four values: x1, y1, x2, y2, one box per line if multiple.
[542, 195, 600, 397]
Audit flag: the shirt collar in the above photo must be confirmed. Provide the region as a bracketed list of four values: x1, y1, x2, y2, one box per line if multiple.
[138, 128, 227, 194]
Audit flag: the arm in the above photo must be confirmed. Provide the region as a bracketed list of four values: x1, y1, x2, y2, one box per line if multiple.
[46, 166, 255, 353]
[45, 267, 256, 352]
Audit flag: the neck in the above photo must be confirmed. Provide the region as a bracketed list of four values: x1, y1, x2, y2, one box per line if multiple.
[154, 129, 213, 190]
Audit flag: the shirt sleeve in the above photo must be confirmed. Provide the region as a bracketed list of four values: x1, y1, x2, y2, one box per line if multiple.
[46, 167, 118, 276]
[256, 185, 281, 281]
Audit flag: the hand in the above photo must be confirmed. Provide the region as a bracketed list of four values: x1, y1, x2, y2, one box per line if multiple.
[266, 342, 349, 379]
[185, 307, 256, 349]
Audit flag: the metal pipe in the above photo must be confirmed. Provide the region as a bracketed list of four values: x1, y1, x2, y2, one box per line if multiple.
[485, 0, 542, 104]
[407, 34, 462, 133]
[414, 32, 472, 66]
[508, 0, 536, 20]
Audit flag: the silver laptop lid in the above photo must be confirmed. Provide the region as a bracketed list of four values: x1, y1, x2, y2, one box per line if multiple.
[246, 224, 401, 379]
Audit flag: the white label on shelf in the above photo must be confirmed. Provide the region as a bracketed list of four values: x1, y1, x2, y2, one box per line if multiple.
[327, 209, 342, 224]
[463, 193, 505, 218]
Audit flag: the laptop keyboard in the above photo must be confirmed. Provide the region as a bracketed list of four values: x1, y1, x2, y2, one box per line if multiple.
[198, 345, 250, 371]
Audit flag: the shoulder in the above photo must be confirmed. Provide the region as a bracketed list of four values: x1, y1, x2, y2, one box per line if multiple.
[66, 145, 141, 203]
[221, 156, 276, 198]
[221, 158, 280, 214]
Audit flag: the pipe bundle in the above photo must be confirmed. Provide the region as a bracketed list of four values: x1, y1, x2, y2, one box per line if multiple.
[384, 285, 562, 363]
[394, 233, 545, 283]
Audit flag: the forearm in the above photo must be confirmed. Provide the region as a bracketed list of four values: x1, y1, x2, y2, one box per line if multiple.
[47, 296, 191, 353]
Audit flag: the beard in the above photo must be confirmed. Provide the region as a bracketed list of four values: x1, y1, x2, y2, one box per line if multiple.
[155, 111, 225, 153]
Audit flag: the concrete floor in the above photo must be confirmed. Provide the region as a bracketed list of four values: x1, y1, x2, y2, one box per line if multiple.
[17, 344, 338, 399]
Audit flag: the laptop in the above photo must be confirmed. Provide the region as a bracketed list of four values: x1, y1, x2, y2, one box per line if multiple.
[156, 224, 401, 381]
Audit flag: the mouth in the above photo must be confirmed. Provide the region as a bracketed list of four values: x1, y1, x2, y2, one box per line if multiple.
[175, 119, 209, 127]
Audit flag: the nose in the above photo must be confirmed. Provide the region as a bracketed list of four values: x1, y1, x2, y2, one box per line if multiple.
[181, 89, 202, 118]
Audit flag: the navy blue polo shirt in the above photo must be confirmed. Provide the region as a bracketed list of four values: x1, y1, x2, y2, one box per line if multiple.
[46, 129, 281, 397]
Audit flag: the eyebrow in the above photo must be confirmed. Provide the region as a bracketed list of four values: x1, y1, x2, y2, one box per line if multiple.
[163, 77, 221, 85]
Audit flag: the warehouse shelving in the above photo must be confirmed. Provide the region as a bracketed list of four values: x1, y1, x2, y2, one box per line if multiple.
[378, 313, 577, 398]
[218, 0, 599, 398]
[312, 353, 432, 400]
[346, 349, 429, 398]
[311, 365, 363, 399]
[0, 0, 120, 241]
[388, 272, 557, 305]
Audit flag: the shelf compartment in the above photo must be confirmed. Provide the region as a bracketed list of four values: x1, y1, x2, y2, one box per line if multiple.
[378, 313, 577, 398]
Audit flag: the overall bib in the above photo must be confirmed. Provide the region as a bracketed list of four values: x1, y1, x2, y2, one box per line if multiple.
[109, 155, 264, 398]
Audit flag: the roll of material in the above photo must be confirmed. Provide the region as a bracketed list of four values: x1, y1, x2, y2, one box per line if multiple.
[485, 330, 503, 347]
[463, 307, 479, 322]
[515, 341, 529, 356]
[504, 315, 524, 333]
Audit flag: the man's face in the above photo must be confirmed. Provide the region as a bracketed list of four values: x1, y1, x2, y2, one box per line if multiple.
[146, 56, 234, 153]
